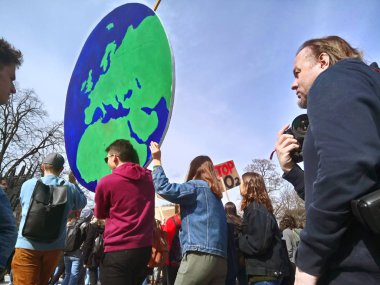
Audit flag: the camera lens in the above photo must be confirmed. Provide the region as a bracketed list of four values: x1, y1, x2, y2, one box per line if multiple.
[292, 114, 309, 138]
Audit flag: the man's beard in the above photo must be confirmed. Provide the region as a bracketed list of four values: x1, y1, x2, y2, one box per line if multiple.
[297, 96, 307, 109]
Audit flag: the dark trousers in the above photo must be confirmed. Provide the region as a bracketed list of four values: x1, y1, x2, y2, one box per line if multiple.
[166, 265, 179, 285]
[100, 247, 151, 285]
[88, 267, 99, 285]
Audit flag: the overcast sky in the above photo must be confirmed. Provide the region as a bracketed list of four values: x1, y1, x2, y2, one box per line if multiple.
[1, 0, 380, 204]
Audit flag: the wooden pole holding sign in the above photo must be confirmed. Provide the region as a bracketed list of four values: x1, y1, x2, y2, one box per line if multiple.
[153, 0, 162, 11]
[218, 176, 230, 201]
[214, 160, 241, 195]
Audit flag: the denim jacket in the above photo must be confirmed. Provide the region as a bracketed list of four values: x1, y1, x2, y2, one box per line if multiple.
[153, 166, 227, 258]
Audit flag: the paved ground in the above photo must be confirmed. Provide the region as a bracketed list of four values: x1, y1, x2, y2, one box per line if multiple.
[0, 275, 64, 284]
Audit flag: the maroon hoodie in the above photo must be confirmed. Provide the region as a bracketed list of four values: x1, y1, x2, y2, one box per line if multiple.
[95, 162, 155, 252]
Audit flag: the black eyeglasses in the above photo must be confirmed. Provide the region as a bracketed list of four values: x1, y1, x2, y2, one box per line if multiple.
[104, 154, 117, 163]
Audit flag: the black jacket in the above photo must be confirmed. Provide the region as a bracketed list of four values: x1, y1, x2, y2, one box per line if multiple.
[82, 222, 104, 268]
[239, 201, 288, 278]
[284, 59, 380, 285]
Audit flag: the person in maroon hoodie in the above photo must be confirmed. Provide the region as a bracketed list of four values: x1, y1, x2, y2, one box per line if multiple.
[94, 139, 155, 285]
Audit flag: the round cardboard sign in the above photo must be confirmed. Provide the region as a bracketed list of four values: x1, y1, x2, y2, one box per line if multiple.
[64, 3, 175, 191]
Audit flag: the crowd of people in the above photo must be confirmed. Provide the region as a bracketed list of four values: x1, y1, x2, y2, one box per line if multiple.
[1, 32, 380, 285]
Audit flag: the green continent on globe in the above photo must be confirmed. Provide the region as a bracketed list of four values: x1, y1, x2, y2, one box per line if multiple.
[77, 15, 173, 183]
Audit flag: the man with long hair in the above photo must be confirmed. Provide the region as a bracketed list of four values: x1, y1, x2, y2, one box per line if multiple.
[275, 36, 380, 284]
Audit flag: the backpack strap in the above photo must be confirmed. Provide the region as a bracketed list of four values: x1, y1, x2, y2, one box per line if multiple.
[32, 179, 43, 198]
[48, 180, 66, 205]
[171, 215, 180, 229]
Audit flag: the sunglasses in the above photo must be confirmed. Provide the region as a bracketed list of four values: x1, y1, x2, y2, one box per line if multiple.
[104, 154, 117, 163]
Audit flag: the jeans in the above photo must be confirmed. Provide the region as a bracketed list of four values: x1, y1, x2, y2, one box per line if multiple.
[49, 254, 65, 284]
[77, 264, 86, 285]
[62, 255, 83, 285]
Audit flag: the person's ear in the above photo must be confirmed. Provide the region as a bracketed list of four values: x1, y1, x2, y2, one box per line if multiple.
[113, 155, 119, 166]
[318, 52, 330, 70]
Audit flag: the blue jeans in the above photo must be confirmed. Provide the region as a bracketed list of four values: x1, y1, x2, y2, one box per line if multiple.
[250, 281, 280, 285]
[62, 255, 83, 285]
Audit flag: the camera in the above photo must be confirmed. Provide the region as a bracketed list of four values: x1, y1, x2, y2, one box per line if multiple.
[284, 114, 309, 163]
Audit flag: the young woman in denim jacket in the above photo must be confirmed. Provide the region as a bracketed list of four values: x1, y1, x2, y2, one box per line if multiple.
[239, 172, 289, 285]
[149, 142, 228, 285]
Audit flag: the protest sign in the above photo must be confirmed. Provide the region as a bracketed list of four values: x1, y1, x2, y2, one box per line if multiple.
[214, 160, 240, 190]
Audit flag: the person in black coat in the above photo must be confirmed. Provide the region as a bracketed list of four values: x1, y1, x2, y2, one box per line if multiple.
[275, 36, 380, 285]
[238, 172, 288, 285]
[82, 217, 104, 285]
[224, 202, 247, 285]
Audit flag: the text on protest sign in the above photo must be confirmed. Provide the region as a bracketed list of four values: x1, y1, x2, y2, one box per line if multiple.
[214, 160, 240, 190]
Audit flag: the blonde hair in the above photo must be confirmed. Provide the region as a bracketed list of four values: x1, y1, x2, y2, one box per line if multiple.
[298, 35, 363, 66]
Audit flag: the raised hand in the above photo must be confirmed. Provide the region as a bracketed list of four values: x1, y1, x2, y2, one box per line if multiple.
[149, 141, 161, 166]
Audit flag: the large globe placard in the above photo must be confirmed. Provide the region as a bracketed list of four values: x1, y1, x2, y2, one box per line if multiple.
[64, 3, 174, 191]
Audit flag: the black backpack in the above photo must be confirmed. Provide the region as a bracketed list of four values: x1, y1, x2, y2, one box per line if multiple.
[90, 229, 104, 266]
[169, 216, 182, 267]
[65, 220, 84, 252]
[22, 179, 67, 242]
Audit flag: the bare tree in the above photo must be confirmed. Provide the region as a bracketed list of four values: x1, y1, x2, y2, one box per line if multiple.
[0, 88, 64, 211]
[273, 183, 305, 225]
[0, 88, 64, 177]
[244, 159, 283, 194]
[244, 158, 305, 221]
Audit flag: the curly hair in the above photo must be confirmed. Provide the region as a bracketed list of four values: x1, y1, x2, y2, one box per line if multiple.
[279, 213, 297, 230]
[240, 172, 273, 213]
[186, 155, 223, 199]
